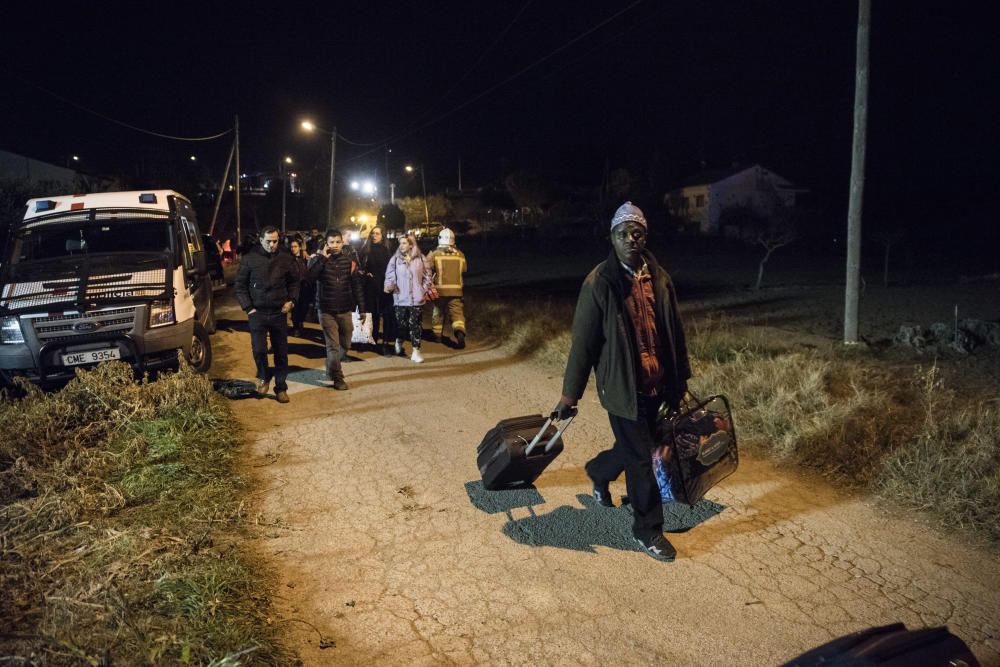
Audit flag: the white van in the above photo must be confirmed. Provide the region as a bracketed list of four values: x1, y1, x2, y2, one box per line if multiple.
[0, 190, 214, 388]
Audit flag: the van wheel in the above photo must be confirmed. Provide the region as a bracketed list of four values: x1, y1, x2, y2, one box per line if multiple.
[186, 322, 212, 373]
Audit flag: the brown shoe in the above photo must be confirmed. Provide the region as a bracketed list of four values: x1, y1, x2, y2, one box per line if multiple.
[276, 390, 290, 404]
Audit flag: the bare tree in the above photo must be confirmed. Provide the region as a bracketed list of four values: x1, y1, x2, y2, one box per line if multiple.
[871, 228, 905, 287]
[748, 215, 798, 291]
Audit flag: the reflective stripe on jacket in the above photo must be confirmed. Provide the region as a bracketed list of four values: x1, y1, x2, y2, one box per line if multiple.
[427, 247, 467, 297]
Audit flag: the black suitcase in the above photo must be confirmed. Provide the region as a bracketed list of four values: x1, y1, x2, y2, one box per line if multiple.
[781, 622, 981, 666]
[477, 410, 574, 490]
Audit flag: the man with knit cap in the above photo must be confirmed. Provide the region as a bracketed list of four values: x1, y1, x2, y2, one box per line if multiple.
[554, 201, 691, 562]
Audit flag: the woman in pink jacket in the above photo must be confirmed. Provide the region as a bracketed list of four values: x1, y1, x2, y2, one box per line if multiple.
[384, 233, 433, 363]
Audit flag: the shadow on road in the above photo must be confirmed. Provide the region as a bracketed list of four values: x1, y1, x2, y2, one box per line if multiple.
[465, 481, 726, 554]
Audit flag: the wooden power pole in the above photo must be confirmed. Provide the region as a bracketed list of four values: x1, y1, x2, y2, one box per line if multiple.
[844, 0, 871, 344]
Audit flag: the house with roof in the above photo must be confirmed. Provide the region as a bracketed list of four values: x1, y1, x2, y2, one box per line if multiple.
[664, 164, 807, 235]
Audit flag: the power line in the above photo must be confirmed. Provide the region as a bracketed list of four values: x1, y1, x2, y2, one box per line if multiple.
[337, 0, 646, 167]
[26, 81, 233, 142]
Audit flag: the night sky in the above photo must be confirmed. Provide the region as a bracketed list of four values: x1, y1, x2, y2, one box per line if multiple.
[2, 1, 997, 232]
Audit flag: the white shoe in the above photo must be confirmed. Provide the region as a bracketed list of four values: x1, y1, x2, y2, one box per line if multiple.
[394, 340, 403, 355]
[410, 348, 424, 364]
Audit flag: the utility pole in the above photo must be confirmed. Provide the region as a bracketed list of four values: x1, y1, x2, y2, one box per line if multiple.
[209, 139, 235, 236]
[390, 182, 396, 204]
[844, 0, 871, 344]
[420, 165, 430, 228]
[234, 115, 242, 245]
[327, 127, 337, 228]
[280, 159, 288, 234]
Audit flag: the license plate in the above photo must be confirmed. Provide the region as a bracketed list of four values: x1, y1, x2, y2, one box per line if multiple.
[61, 348, 122, 366]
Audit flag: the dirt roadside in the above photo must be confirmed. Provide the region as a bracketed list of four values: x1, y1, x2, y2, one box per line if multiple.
[210, 292, 1000, 666]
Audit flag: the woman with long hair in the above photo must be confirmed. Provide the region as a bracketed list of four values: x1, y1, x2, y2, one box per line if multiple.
[384, 233, 432, 363]
[360, 226, 394, 354]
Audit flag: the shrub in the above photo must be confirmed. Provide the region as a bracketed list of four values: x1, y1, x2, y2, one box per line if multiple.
[0, 361, 293, 665]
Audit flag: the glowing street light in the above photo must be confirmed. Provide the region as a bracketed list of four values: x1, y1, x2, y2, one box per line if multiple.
[189, 155, 197, 161]
[300, 119, 337, 226]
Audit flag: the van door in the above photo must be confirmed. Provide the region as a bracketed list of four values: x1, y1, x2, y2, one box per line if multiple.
[174, 199, 212, 329]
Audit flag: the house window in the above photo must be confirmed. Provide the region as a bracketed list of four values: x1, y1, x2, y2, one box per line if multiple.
[695, 194, 705, 207]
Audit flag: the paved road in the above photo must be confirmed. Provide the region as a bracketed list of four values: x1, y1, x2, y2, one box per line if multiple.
[210, 292, 1000, 666]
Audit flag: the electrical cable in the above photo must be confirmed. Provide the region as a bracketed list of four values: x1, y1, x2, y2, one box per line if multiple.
[26, 81, 233, 141]
[337, 0, 646, 167]
[408, 0, 536, 128]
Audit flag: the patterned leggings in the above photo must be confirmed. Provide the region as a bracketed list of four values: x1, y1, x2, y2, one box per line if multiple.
[394, 306, 423, 348]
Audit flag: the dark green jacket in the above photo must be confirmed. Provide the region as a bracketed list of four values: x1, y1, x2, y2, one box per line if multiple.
[562, 250, 691, 420]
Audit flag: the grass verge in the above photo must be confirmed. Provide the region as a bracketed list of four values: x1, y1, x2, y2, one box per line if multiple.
[0, 361, 295, 665]
[469, 293, 1000, 542]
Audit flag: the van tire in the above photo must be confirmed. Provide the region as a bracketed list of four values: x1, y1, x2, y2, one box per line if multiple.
[186, 322, 212, 373]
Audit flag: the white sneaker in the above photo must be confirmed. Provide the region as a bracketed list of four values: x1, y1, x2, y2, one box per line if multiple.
[410, 348, 424, 364]
[394, 339, 403, 355]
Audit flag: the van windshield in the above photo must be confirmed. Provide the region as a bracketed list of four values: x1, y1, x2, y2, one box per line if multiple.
[11, 220, 173, 264]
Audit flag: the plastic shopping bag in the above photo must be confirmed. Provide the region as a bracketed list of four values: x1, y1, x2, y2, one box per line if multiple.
[351, 310, 374, 344]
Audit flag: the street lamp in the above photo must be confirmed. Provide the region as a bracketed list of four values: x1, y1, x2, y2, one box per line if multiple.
[405, 164, 430, 228]
[281, 156, 293, 234]
[300, 120, 337, 228]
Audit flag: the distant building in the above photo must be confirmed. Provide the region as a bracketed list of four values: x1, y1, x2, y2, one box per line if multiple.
[0, 150, 77, 187]
[664, 164, 807, 234]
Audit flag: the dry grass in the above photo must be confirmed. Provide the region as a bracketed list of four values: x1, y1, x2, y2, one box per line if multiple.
[0, 361, 294, 665]
[471, 294, 1000, 542]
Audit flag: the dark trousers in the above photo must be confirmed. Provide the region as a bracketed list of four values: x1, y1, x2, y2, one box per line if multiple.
[394, 306, 423, 347]
[249, 310, 289, 391]
[587, 394, 663, 537]
[319, 311, 353, 379]
[372, 292, 396, 343]
[292, 282, 313, 329]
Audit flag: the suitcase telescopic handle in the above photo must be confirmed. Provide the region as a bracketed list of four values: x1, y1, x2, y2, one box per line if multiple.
[524, 405, 576, 456]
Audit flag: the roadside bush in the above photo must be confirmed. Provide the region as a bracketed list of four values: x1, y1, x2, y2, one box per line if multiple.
[0, 361, 293, 665]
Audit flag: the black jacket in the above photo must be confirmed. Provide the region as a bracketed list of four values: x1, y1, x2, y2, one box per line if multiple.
[307, 251, 366, 314]
[234, 245, 300, 313]
[562, 250, 691, 420]
[362, 242, 391, 306]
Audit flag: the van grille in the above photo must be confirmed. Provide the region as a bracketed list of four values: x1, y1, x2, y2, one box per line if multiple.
[1, 269, 167, 311]
[30, 307, 138, 343]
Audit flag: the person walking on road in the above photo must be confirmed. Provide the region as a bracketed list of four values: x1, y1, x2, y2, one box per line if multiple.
[288, 237, 311, 337]
[307, 229, 366, 390]
[384, 233, 432, 363]
[553, 202, 691, 562]
[235, 226, 300, 404]
[360, 226, 395, 355]
[426, 227, 468, 348]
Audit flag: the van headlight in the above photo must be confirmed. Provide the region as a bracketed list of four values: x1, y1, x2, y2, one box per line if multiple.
[148, 301, 176, 328]
[1, 316, 25, 344]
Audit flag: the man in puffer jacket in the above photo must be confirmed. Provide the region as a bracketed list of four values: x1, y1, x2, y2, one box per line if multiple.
[235, 227, 300, 403]
[307, 229, 366, 390]
[426, 227, 468, 348]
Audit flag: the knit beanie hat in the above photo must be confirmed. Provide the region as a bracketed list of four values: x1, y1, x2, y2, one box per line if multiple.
[610, 201, 647, 231]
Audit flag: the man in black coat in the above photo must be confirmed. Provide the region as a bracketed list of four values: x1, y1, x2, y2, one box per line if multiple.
[307, 229, 366, 390]
[555, 202, 691, 562]
[235, 227, 300, 403]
